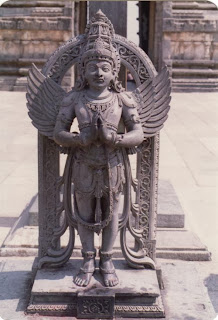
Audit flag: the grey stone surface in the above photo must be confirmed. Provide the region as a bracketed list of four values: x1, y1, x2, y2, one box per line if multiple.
[156, 249, 211, 261]
[156, 229, 208, 251]
[28, 197, 38, 226]
[32, 259, 160, 296]
[161, 260, 216, 320]
[29, 259, 163, 317]
[156, 229, 211, 261]
[0, 257, 217, 320]
[157, 180, 184, 228]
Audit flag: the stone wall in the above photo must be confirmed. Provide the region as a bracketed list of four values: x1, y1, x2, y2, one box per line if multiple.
[1, 1, 218, 92]
[0, 0, 74, 91]
[162, 1, 218, 92]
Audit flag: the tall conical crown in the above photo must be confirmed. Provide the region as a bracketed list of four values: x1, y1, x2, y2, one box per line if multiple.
[80, 10, 120, 73]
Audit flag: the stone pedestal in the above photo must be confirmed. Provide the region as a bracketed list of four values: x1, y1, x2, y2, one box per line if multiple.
[27, 259, 164, 318]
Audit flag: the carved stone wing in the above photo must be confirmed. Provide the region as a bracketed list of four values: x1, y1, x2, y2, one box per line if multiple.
[133, 66, 171, 138]
[26, 64, 66, 137]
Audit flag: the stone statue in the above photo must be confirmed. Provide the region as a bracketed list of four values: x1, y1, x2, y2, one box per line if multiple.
[27, 10, 170, 289]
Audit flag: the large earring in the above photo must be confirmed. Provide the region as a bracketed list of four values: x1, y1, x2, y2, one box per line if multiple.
[108, 80, 113, 90]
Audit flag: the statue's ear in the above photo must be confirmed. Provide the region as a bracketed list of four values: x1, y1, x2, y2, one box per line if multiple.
[113, 68, 118, 77]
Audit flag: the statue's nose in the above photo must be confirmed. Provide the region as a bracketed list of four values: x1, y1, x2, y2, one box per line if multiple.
[96, 68, 103, 76]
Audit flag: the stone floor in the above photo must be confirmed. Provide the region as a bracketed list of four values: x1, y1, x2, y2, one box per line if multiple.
[159, 92, 218, 263]
[0, 91, 218, 319]
[0, 92, 37, 248]
[0, 256, 217, 320]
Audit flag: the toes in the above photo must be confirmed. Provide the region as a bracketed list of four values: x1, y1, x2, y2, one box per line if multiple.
[82, 277, 90, 287]
[109, 280, 113, 287]
[77, 278, 83, 286]
[108, 276, 119, 287]
[84, 280, 89, 286]
[81, 280, 86, 287]
[74, 277, 79, 285]
[74, 273, 93, 287]
[79, 279, 83, 286]
[84, 275, 91, 286]
[105, 280, 109, 287]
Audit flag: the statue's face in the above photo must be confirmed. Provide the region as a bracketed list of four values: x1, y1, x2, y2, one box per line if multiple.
[85, 60, 114, 90]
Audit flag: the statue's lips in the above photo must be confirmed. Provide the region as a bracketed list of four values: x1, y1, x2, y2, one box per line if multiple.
[94, 78, 104, 83]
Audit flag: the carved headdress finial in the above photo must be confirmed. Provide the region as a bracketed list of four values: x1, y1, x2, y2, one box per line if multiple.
[85, 9, 115, 40]
[80, 10, 120, 72]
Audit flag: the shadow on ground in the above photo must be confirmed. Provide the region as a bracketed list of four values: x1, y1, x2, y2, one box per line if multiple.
[204, 273, 218, 313]
[0, 269, 32, 311]
[0, 217, 18, 228]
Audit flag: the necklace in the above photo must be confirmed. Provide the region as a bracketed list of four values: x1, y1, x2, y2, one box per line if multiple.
[85, 91, 111, 100]
[82, 92, 116, 113]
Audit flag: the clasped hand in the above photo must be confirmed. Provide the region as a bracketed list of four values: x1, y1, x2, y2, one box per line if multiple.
[79, 114, 117, 146]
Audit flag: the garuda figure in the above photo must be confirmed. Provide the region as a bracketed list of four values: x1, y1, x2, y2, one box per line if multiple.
[27, 11, 170, 288]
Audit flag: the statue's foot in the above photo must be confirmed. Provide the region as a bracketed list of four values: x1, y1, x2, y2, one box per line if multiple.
[74, 250, 96, 287]
[74, 268, 95, 287]
[99, 265, 119, 287]
[99, 250, 119, 287]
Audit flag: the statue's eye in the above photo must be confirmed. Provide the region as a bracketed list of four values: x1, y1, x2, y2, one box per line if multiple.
[102, 67, 110, 72]
[88, 65, 96, 72]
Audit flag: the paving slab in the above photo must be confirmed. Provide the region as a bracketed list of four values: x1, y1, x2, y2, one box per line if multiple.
[156, 229, 208, 251]
[0, 257, 216, 320]
[161, 259, 216, 320]
[159, 92, 218, 263]
[157, 180, 184, 228]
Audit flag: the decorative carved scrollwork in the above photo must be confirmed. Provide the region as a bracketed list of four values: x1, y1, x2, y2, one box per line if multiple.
[115, 43, 149, 82]
[115, 305, 164, 313]
[138, 139, 152, 240]
[78, 297, 114, 318]
[38, 137, 60, 258]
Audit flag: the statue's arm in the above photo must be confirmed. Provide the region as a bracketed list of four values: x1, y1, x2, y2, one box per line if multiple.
[53, 98, 77, 147]
[115, 104, 144, 148]
[53, 93, 86, 147]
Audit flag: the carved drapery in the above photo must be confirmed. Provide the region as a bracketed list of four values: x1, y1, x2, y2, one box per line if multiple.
[37, 33, 159, 268]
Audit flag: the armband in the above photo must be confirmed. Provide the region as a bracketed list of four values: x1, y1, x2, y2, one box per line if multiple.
[124, 114, 141, 127]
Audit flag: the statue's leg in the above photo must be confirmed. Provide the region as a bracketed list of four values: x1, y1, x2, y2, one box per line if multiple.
[74, 193, 96, 287]
[100, 194, 121, 287]
[101, 196, 120, 251]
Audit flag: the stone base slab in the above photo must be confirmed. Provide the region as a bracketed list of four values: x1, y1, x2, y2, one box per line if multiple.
[2, 226, 211, 261]
[27, 259, 164, 318]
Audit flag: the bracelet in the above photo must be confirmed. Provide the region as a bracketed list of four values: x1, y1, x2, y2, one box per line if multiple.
[114, 134, 124, 145]
[111, 132, 118, 145]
